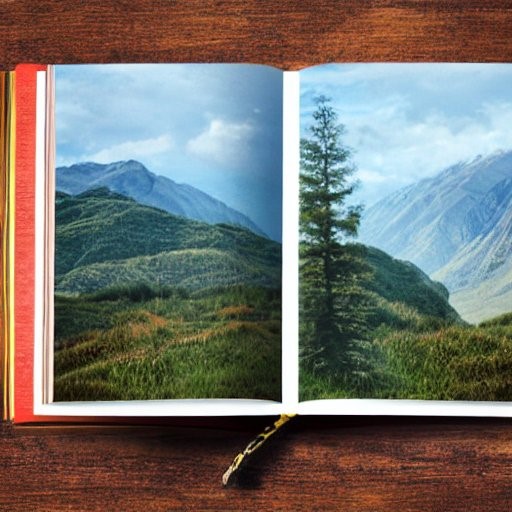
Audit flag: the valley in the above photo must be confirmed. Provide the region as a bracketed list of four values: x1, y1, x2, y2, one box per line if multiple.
[359, 150, 512, 324]
[300, 151, 512, 402]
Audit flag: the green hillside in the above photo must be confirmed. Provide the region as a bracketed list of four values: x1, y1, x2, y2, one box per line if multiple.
[54, 285, 282, 401]
[300, 245, 512, 402]
[362, 245, 462, 330]
[55, 188, 280, 292]
[54, 188, 282, 402]
[57, 247, 280, 294]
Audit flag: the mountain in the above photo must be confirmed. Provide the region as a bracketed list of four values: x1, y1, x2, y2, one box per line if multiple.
[358, 150, 512, 323]
[433, 178, 512, 323]
[56, 160, 268, 238]
[359, 151, 512, 274]
[432, 178, 512, 290]
[55, 188, 280, 294]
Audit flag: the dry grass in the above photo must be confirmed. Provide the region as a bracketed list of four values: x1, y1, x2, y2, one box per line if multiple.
[216, 305, 255, 319]
[54, 286, 282, 401]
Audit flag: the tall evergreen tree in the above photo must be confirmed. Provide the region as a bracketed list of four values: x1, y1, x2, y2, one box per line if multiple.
[299, 96, 371, 376]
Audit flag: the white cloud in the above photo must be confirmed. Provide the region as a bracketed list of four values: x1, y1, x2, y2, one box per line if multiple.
[339, 96, 512, 206]
[186, 119, 254, 168]
[302, 65, 512, 204]
[358, 169, 387, 184]
[325, 92, 512, 209]
[78, 134, 174, 165]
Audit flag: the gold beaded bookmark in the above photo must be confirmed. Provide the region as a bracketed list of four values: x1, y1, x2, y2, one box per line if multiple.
[222, 414, 296, 486]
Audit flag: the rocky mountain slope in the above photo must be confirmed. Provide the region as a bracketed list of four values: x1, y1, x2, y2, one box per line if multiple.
[358, 150, 512, 323]
[359, 151, 512, 274]
[432, 177, 512, 290]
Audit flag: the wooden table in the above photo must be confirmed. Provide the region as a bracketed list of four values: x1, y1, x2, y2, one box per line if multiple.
[1, 0, 512, 69]
[2, 417, 511, 511]
[2, 1, 512, 510]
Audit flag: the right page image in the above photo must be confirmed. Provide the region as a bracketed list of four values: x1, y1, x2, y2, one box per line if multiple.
[298, 63, 512, 402]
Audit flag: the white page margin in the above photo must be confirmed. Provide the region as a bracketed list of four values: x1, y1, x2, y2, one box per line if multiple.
[281, 71, 300, 413]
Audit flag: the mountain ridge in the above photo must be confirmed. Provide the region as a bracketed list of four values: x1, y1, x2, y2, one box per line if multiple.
[56, 159, 268, 239]
[359, 150, 512, 274]
[358, 150, 512, 323]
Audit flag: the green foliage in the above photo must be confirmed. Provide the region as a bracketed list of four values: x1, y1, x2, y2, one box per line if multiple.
[301, 303, 512, 401]
[54, 295, 127, 347]
[376, 322, 512, 400]
[299, 341, 398, 401]
[363, 246, 462, 325]
[55, 189, 281, 288]
[368, 296, 453, 334]
[57, 248, 281, 294]
[54, 286, 282, 401]
[299, 96, 372, 376]
[85, 282, 189, 302]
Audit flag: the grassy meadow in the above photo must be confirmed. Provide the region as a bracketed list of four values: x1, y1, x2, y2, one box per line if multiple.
[53, 189, 282, 402]
[299, 246, 512, 402]
[54, 284, 281, 401]
[300, 306, 512, 402]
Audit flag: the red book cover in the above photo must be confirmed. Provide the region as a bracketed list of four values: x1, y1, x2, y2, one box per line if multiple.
[14, 63, 47, 423]
[14, 64, 92, 423]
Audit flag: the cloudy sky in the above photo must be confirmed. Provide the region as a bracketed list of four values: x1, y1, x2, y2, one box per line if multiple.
[300, 63, 512, 208]
[55, 64, 283, 241]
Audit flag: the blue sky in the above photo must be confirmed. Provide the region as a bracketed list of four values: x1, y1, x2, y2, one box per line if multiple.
[55, 64, 283, 241]
[300, 63, 512, 208]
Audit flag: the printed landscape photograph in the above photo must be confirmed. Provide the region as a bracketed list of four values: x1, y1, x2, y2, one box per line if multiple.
[299, 64, 512, 402]
[53, 64, 283, 401]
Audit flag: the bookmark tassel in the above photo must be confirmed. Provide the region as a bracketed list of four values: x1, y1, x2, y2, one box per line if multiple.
[222, 413, 296, 486]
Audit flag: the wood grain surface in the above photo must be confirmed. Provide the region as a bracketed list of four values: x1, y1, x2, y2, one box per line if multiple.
[1, 0, 512, 69]
[2, 0, 512, 510]
[0, 417, 511, 511]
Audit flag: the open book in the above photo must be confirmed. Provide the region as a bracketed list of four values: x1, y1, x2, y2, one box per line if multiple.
[3, 63, 512, 423]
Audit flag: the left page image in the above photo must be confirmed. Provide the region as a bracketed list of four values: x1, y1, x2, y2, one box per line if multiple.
[49, 64, 283, 405]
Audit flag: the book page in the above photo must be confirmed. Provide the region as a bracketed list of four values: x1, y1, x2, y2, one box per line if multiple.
[36, 64, 286, 416]
[0, 71, 16, 420]
[297, 63, 512, 416]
